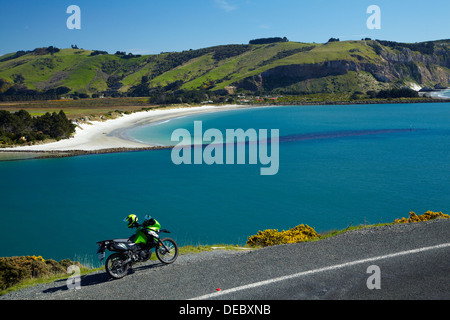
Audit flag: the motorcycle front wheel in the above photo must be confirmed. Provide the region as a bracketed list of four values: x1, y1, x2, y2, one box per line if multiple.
[155, 238, 179, 264]
[105, 253, 130, 279]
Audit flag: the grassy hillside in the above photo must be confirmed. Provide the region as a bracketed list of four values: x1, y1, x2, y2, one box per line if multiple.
[0, 39, 449, 101]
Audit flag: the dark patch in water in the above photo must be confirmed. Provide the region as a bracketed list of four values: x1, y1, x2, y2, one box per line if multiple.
[278, 128, 423, 143]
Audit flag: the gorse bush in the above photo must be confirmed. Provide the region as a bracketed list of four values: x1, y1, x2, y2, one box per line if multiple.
[0, 255, 82, 292]
[393, 210, 450, 224]
[246, 224, 319, 247]
[246, 210, 450, 248]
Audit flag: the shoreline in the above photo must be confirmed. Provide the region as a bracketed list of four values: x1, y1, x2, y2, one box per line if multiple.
[0, 104, 252, 153]
[426, 88, 450, 99]
[1, 98, 450, 160]
[0, 146, 174, 162]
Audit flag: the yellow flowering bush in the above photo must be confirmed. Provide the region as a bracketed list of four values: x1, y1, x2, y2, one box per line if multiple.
[0, 255, 82, 292]
[27, 255, 44, 262]
[247, 224, 319, 247]
[394, 211, 450, 224]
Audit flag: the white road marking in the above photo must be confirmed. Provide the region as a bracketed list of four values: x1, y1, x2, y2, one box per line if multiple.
[190, 242, 450, 300]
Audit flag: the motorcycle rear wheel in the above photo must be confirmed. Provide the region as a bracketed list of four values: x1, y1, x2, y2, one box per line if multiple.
[105, 253, 130, 279]
[155, 238, 179, 264]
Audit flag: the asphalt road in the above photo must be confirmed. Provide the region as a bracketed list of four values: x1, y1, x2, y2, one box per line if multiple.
[2, 219, 449, 301]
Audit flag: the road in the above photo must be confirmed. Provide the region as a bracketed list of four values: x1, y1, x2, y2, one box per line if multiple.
[2, 219, 449, 301]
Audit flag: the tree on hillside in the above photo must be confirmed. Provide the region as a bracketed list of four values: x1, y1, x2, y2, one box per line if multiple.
[47, 46, 60, 55]
[249, 37, 289, 45]
[106, 75, 122, 88]
[11, 74, 25, 84]
[375, 88, 419, 99]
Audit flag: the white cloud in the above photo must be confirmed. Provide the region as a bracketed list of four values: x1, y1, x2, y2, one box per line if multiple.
[214, 0, 237, 12]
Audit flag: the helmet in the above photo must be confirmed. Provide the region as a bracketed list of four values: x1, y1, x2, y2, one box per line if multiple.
[124, 214, 138, 228]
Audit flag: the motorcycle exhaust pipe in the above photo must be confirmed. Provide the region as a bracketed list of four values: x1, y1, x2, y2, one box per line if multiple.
[124, 258, 131, 264]
[122, 255, 132, 265]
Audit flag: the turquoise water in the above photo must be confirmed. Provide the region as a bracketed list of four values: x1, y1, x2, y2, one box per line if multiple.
[1, 103, 450, 264]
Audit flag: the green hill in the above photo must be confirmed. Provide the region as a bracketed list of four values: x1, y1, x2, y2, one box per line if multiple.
[0, 38, 449, 101]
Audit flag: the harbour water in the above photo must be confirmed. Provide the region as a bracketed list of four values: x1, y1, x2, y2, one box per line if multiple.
[1, 102, 450, 264]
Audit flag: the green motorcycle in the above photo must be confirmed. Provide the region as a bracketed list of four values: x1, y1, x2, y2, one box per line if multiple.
[97, 215, 179, 279]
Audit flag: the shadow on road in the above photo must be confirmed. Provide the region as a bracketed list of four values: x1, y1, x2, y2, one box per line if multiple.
[42, 261, 166, 294]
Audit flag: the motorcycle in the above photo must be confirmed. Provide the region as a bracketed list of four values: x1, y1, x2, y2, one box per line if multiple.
[96, 215, 179, 279]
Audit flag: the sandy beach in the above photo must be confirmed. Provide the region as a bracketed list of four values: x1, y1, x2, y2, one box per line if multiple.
[2, 96, 449, 155]
[1, 104, 248, 152]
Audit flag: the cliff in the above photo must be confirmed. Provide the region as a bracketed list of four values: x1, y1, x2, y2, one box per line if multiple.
[234, 40, 449, 94]
[0, 39, 448, 99]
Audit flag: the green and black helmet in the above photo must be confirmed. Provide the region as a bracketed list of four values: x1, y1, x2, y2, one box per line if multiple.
[124, 214, 138, 228]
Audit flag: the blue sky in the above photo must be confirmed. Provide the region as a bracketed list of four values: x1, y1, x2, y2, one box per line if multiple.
[1, 0, 449, 56]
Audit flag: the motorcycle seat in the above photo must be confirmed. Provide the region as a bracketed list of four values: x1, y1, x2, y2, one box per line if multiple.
[114, 238, 134, 244]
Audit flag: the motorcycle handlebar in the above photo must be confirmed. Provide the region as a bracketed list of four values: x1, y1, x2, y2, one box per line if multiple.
[129, 224, 170, 233]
